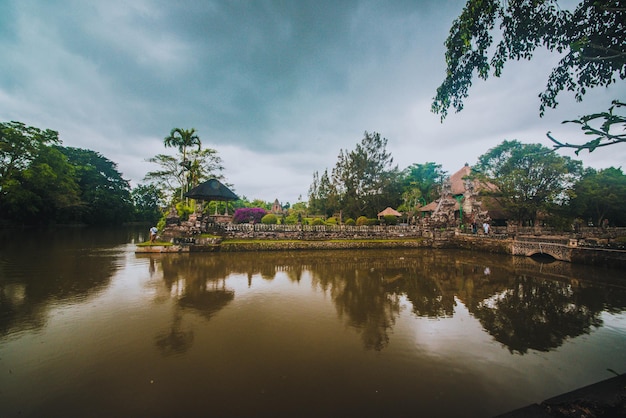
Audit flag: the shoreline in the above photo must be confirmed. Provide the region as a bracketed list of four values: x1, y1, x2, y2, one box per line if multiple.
[135, 235, 626, 268]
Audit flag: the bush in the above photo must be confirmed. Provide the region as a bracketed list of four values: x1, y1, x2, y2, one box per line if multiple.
[232, 207, 267, 224]
[383, 215, 398, 225]
[176, 202, 194, 221]
[284, 213, 299, 224]
[325, 217, 338, 225]
[345, 218, 355, 226]
[261, 213, 278, 224]
[311, 218, 324, 226]
[367, 218, 379, 225]
[356, 216, 369, 226]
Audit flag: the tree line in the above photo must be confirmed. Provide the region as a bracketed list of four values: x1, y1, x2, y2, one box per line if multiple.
[308, 131, 626, 227]
[2, 120, 625, 228]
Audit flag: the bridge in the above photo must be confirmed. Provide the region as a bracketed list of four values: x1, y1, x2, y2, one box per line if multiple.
[511, 236, 577, 262]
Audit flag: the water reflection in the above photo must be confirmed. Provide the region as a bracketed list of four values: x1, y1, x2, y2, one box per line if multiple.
[139, 250, 626, 354]
[472, 276, 604, 353]
[0, 228, 132, 338]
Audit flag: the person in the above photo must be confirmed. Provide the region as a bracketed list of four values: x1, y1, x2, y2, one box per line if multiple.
[483, 222, 490, 235]
[150, 226, 158, 243]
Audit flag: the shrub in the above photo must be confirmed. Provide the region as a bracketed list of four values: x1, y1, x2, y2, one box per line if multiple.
[261, 213, 278, 224]
[176, 202, 194, 221]
[356, 216, 369, 226]
[284, 213, 299, 224]
[311, 218, 324, 226]
[383, 215, 398, 225]
[325, 217, 338, 225]
[367, 218, 379, 225]
[232, 207, 267, 224]
[345, 218, 355, 226]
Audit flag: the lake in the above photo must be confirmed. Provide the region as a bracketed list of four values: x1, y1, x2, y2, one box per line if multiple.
[1, 227, 625, 417]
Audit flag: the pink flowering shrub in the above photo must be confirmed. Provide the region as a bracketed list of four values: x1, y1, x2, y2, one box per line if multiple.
[233, 207, 267, 224]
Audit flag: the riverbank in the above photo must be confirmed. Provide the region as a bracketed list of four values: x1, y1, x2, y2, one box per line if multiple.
[135, 234, 626, 268]
[135, 237, 430, 253]
[495, 373, 625, 417]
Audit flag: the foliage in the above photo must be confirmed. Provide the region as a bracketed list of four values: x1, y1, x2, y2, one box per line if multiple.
[144, 147, 224, 204]
[432, 0, 626, 119]
[325, 217, 338, 225]
[474, 140, 582, 225]
[311, 218, 324, 226]
[57, 146, 134, 225]
[232, 207, 267, 224]
[308, 169, 339, 217]
[250, 199, 271, 210]
[547, 100, 626, 153]
[175, 201, 194, 221]
[163, 127, 201, 201]
[345, 218, 355, 226]
[319, 131, 402, 219]
[433, 1, 626, 154]
[261, 213, 278, 224]
[163, 128, 201, 168]
[0, 121, 139, 225]
[569, 167, 626, 226]
[283, 213, 300, 224]
[132, 184, 163, 224]
[0, 121, 60, 192]
[383, 215, 398, 225]
[400, 162, 446, 210]
[356, 216, 369, 226]
[1, 145, 81, 223]
[156, 216, 167, 232]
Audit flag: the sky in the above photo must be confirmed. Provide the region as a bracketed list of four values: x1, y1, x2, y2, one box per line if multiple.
[1, 0, 624, 204]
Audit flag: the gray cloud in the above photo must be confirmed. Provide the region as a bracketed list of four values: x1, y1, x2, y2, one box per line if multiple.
[1, 0, 624, 203]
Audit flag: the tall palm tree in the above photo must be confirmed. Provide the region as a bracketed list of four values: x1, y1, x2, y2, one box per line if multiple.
[163, 128, 202, 200]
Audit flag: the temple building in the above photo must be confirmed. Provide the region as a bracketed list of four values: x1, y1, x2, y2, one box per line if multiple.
[419, 164, 506, 227]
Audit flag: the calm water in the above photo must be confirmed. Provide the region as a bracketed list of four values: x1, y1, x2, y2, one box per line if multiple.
[1, 227, 625, 417]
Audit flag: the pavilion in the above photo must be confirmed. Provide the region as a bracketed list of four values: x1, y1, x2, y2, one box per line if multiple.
[184, 178, 239, 221]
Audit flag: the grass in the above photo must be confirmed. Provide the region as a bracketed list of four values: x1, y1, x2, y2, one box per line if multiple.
[136, 241, 174, 247]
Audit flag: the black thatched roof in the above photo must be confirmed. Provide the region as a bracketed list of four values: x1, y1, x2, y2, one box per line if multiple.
[184, 178, 239, 201]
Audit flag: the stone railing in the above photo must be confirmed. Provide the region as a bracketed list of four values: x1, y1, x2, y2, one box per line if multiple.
[210, 223, 425, 240]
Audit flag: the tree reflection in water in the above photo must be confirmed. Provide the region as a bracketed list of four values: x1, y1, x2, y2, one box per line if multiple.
[312, 264, 402, 350]
[473, 276, 605, 353]
[152, 255, 235, 356]
[143, 250, 626, 354]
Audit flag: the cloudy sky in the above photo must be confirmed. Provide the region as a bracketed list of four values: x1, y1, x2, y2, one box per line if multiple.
[1, 0, 624, 204]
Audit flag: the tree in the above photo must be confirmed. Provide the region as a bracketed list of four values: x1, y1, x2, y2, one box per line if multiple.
[432, 0, 626, 152]
[57, 146, 134, 225]
[330, 132, 402, 219]
[1, 146, 81, 223]
[0, 121, 59, 193]
[0, 122, 84, 224]
[547, 100, 626, 153]
[163, 128, 201, 166]
[308, 169, 339, 217]
[402, 162, 446, 205]
[474, 140, 582, 225]
[570, 167, 626, 226]
[144, 147, 223, 204]
[163, 128, 202, 199]
[132, 184, 164, 224]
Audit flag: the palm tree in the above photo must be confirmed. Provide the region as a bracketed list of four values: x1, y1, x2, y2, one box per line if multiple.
[163, 128, 202, 200]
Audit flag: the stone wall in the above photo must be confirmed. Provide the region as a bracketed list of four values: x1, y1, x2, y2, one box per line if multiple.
[570, 247, 626, 268]
[212, 223, 425, 240]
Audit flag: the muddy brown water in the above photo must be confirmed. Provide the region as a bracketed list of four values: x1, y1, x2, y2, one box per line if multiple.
[1, 227, 625, 417]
